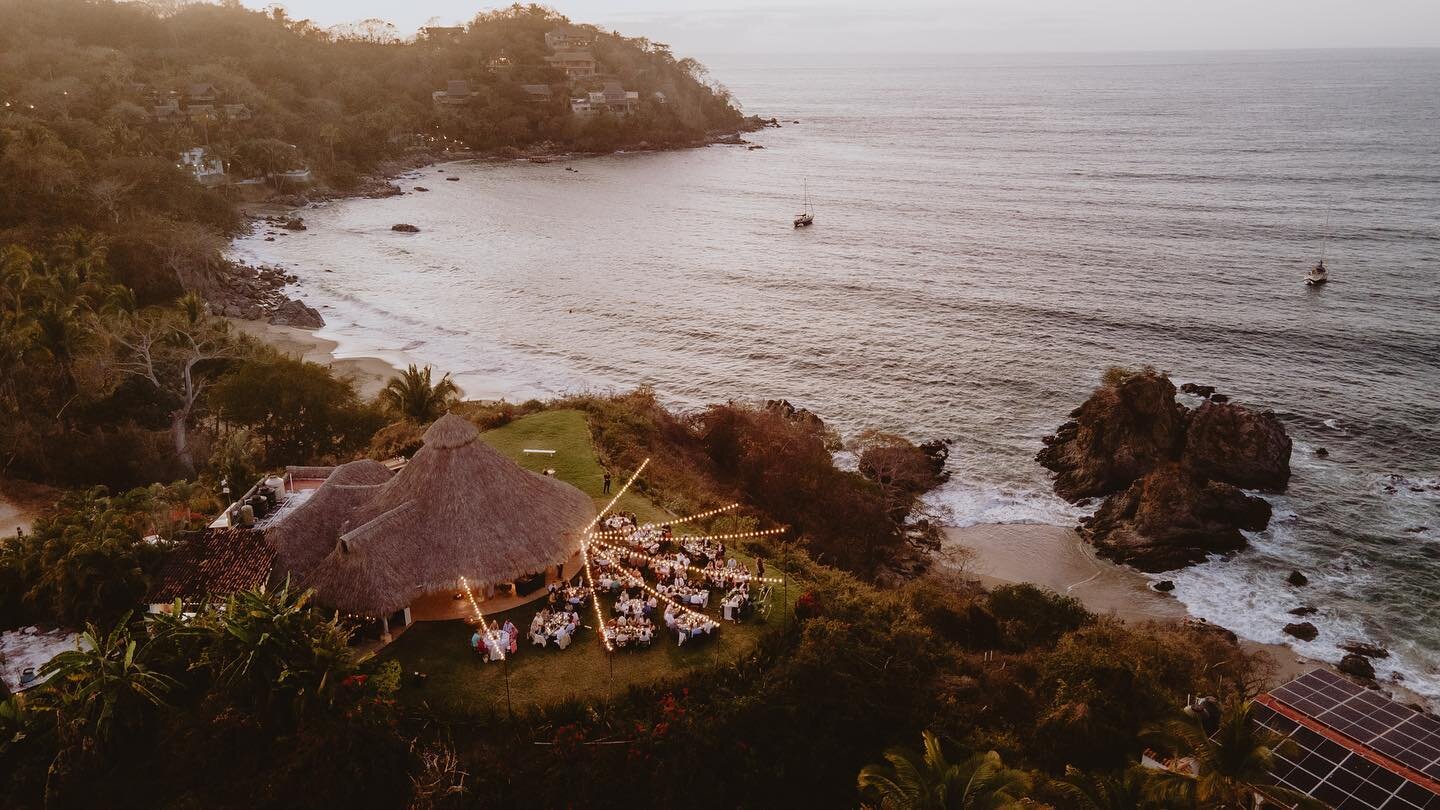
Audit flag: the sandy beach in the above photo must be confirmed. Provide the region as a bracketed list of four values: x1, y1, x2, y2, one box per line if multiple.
[227, 318, 400, 399]
[944, 524, 1389, 695]
[0, 479, 57, 539]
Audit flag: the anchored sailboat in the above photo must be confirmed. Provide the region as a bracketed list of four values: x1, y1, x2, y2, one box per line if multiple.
[793, 179, 814, 228]
[1307, 205, 1331, 286]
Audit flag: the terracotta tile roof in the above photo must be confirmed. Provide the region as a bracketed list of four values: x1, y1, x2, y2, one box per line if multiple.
[148, 527, 275, 603]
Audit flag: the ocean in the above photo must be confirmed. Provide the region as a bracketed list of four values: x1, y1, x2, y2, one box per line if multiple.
[229, 49, 1440, 697]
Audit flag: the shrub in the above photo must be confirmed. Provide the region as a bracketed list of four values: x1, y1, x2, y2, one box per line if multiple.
[986, 583, 1093, 650]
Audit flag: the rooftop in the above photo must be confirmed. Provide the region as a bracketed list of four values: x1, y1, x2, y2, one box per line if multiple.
[1255, 668, 1440, 809]
[148, 527, 275, 604]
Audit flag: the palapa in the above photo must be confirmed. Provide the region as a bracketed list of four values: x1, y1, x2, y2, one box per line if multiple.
[267, 414, 594, 615]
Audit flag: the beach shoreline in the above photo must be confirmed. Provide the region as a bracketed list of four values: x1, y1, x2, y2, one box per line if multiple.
[944, 523, 1431, 708]
[226, 318, 400, 399]
[0, 478, 57, 539]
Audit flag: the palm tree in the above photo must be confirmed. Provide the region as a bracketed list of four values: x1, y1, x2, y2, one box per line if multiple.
[51, 228, 109, 284]
[1143, 701, 1327, 809]
[38, 615, 177, 749]
[33, 300, 88, 405]
[379, 364, 460, 422]
[1051, 766, 1152, 810]
[858, 730, 1033, 809]
[0, 245, 37, 316]
[177, 290, 207, 326]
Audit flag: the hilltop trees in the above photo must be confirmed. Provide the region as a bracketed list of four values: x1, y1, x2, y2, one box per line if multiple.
[4, 587, 413, 808]
[109, 296, 241, 472]
[209, 354, 385, 466]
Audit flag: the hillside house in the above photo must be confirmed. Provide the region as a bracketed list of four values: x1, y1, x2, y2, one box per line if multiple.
[432, 79, 473, 106]
[153, 96, 183, 122]
[185, 83, 218, 105]
[545, 25, 592, 50]
[178, 147, 225, 186]
[545, 50, 597, 80]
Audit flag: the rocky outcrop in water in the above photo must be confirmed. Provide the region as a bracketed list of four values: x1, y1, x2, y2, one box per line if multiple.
[1079, 463, 1270, 571]
[1284, 621, 1319, 641]
[1339, 654, 1377, 681]
[267, 298, 324, 329]
[1039, 368, 1291, 572]
[1037, 371, 1187, 501]
[1184, 402, 1292, 490]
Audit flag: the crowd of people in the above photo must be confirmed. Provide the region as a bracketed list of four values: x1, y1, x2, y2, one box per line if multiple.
[464, 508, 772, 660]
[604, 614, 655, 648]
[528, 607, 582, 649]
[471, 619, 518, 662]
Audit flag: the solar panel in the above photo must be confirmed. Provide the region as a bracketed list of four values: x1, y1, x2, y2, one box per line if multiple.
[1253, 702, 1440, 809]
[1269, 669, 1440, 786]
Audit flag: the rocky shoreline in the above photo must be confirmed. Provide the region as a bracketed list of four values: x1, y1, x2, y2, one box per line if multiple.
[1038, 368, 1292, 572]
[211, 120, 778, 330]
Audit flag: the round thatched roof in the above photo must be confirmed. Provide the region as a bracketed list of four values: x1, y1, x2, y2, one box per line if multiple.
[269, 414, 595, 616]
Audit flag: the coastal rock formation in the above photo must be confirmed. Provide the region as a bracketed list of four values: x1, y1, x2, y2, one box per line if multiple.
[1082, 463, 1269, 571]
[1038, 368, 1292, 572]
[1340, 641, 1390, 659]
[1283, 621, 1319, 642]
[1036, 370, 1186, 500]
[267, 298, 325, 329]
[1287, 570, 1309, 587]
[391, 223, 420, 233]
[764, 399, 828, 433]
[1338, 654, 1377, 681]
[1184, 402, 1292, 490]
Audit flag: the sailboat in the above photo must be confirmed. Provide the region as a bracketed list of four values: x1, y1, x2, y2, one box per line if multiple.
[1307, 205, 1331, 286]
[793, 179, 814, 228]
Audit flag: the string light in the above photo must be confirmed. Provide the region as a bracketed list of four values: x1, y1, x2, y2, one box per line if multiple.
[590, 545, 717, 627]
[582, 458, 650, 535]
[578, 539, 614, 652]
[586, 502, 742, 540]
[598, 502, 739, 533]
[458, 575, 504, 661]
[590, 527, 787, 544]
[584, 535, 784, 584]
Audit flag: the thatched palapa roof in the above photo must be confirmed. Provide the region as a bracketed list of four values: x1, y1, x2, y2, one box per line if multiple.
[267, 414, 594, 616]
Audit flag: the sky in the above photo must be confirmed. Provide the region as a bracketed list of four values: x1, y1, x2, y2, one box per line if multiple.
[252, 0, 1440, 56]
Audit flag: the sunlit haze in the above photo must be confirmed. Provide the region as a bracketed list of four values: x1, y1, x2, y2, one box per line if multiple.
[253, 0, 1440, 56]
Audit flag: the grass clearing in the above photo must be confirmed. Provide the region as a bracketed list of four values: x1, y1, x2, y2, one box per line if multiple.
[378, 409, 796, 714]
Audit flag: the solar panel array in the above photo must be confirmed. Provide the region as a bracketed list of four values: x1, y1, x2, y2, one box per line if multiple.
[1258, 668, 1440, 810]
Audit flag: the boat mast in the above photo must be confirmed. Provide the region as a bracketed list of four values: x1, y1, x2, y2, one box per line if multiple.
[1320, 200, 1332, 264]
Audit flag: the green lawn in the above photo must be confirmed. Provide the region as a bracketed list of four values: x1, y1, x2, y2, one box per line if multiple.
[475, 409, 669, 524]
[377, 409, 797, 715]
